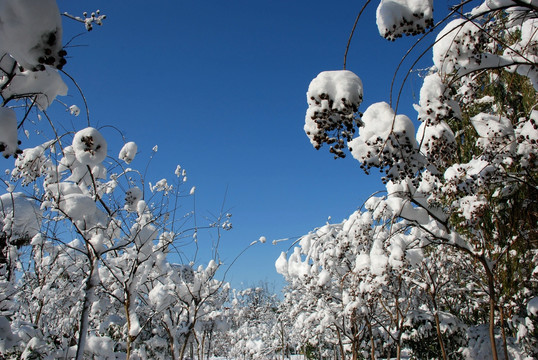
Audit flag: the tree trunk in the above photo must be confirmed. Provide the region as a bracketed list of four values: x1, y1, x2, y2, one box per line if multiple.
[179, 327, 192, 360]
[336, 327, 346, 360]
[431, 296, 448, 360]
[499, 306, 510, 360]
[367, 319, 375, 360]
[75, 255, 98, 360]
[486, 265, 499, 360]
[163, 322, 177, 360]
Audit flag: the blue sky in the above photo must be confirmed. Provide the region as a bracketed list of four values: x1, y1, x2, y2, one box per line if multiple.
[53, 0, 449, 291]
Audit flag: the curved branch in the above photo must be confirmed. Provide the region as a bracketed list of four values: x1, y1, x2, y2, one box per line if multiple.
[344, 0, 372, 70]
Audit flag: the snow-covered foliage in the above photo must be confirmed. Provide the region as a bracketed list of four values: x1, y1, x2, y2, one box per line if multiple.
[348, 101, 423, 182]
[222, 286, 289, 359]
[0, 2, 236, 360]
[1, 120, 233, 359]
[292, 1, 538, 359]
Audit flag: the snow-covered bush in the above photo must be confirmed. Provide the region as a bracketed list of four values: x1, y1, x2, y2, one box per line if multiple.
[288, 1, 538, 359]
[0, 2, 235, 360]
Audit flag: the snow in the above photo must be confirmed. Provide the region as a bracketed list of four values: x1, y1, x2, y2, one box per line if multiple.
[416, 120, 456, 161]
[354, 253, 370, 272]
[369, 239, 388, 276]
[85, 335, 115, 359]
[433, 19, 480, 76]
[68, 104, 81, 116]
[0, 192, 41, 241]
[304, 70, 363, 157]
[317, 269, 331, 286]
[57, 193, 99, 227]
[471, 113, 515, 153]
[72, 127, 108, 166]
[0, 0, 65, 71]
[275, 252, 288, 276]
[2, 67, 68, 110]
[348, 101, 419, 180]
[458, 195, 487, 222]
[0, 107, 19, 158]
[118, 141, 137, 164]
[0, 316, 19, 353]
[485, 0, 538, 10]
[516, 110, 538, 167]
[528, 296, 538, 316]
[376, 0, 433, 41]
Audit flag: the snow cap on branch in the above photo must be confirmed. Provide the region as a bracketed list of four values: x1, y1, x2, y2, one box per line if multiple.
[0, 192, 41, 242]
[0, 0, 66, 71]
[376, 0, 433, 41]
[72, 127, 108, 166]
[2, 67, 68, 110]
[348, 101, 422, 182]
[119, 141, 137, 164]
[305, 70, 363, 158]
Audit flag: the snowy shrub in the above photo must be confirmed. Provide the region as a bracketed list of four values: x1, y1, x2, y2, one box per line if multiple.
[292, 1, 538, 359]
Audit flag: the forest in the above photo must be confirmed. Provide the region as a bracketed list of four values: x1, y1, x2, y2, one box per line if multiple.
[0, 0, 537, 359]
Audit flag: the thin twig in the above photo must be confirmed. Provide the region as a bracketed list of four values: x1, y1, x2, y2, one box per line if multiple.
[344, 0, 372, 70]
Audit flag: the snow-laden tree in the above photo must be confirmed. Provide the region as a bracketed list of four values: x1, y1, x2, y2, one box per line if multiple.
[282, 1, 538, 359]
[223, 285, 288, 359]
[0, 1, 234, 359]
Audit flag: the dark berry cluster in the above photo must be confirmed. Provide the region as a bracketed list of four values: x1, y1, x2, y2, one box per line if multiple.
[419, 122, 457, 168]
[34, 31, 67, 71]
[381, 12, 434, 41]
[306, 93, 361, 159]
[351, 131, 423, 184]
[0, 140, 22, 158]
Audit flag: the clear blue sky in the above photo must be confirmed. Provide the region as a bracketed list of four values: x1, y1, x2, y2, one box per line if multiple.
[53, 0, 451, 291]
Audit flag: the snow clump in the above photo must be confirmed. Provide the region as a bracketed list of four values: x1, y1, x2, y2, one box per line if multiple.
[2, 67, 68, 110]
[0, 107, 20, 158]
[0, 0, 66, 71]
[433, 18, 487, 77]
[305, 70, 363, 158]
[376, 0, 433, 41]
[515, 110, 538, 167]
[124, 187, 143, 212]
[348, 101, 422, 182]
[68, 105, 80, 116]
[118, 141, 137, 164]
[72, 127, 108, 166]
[0, 192, 41, 243]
